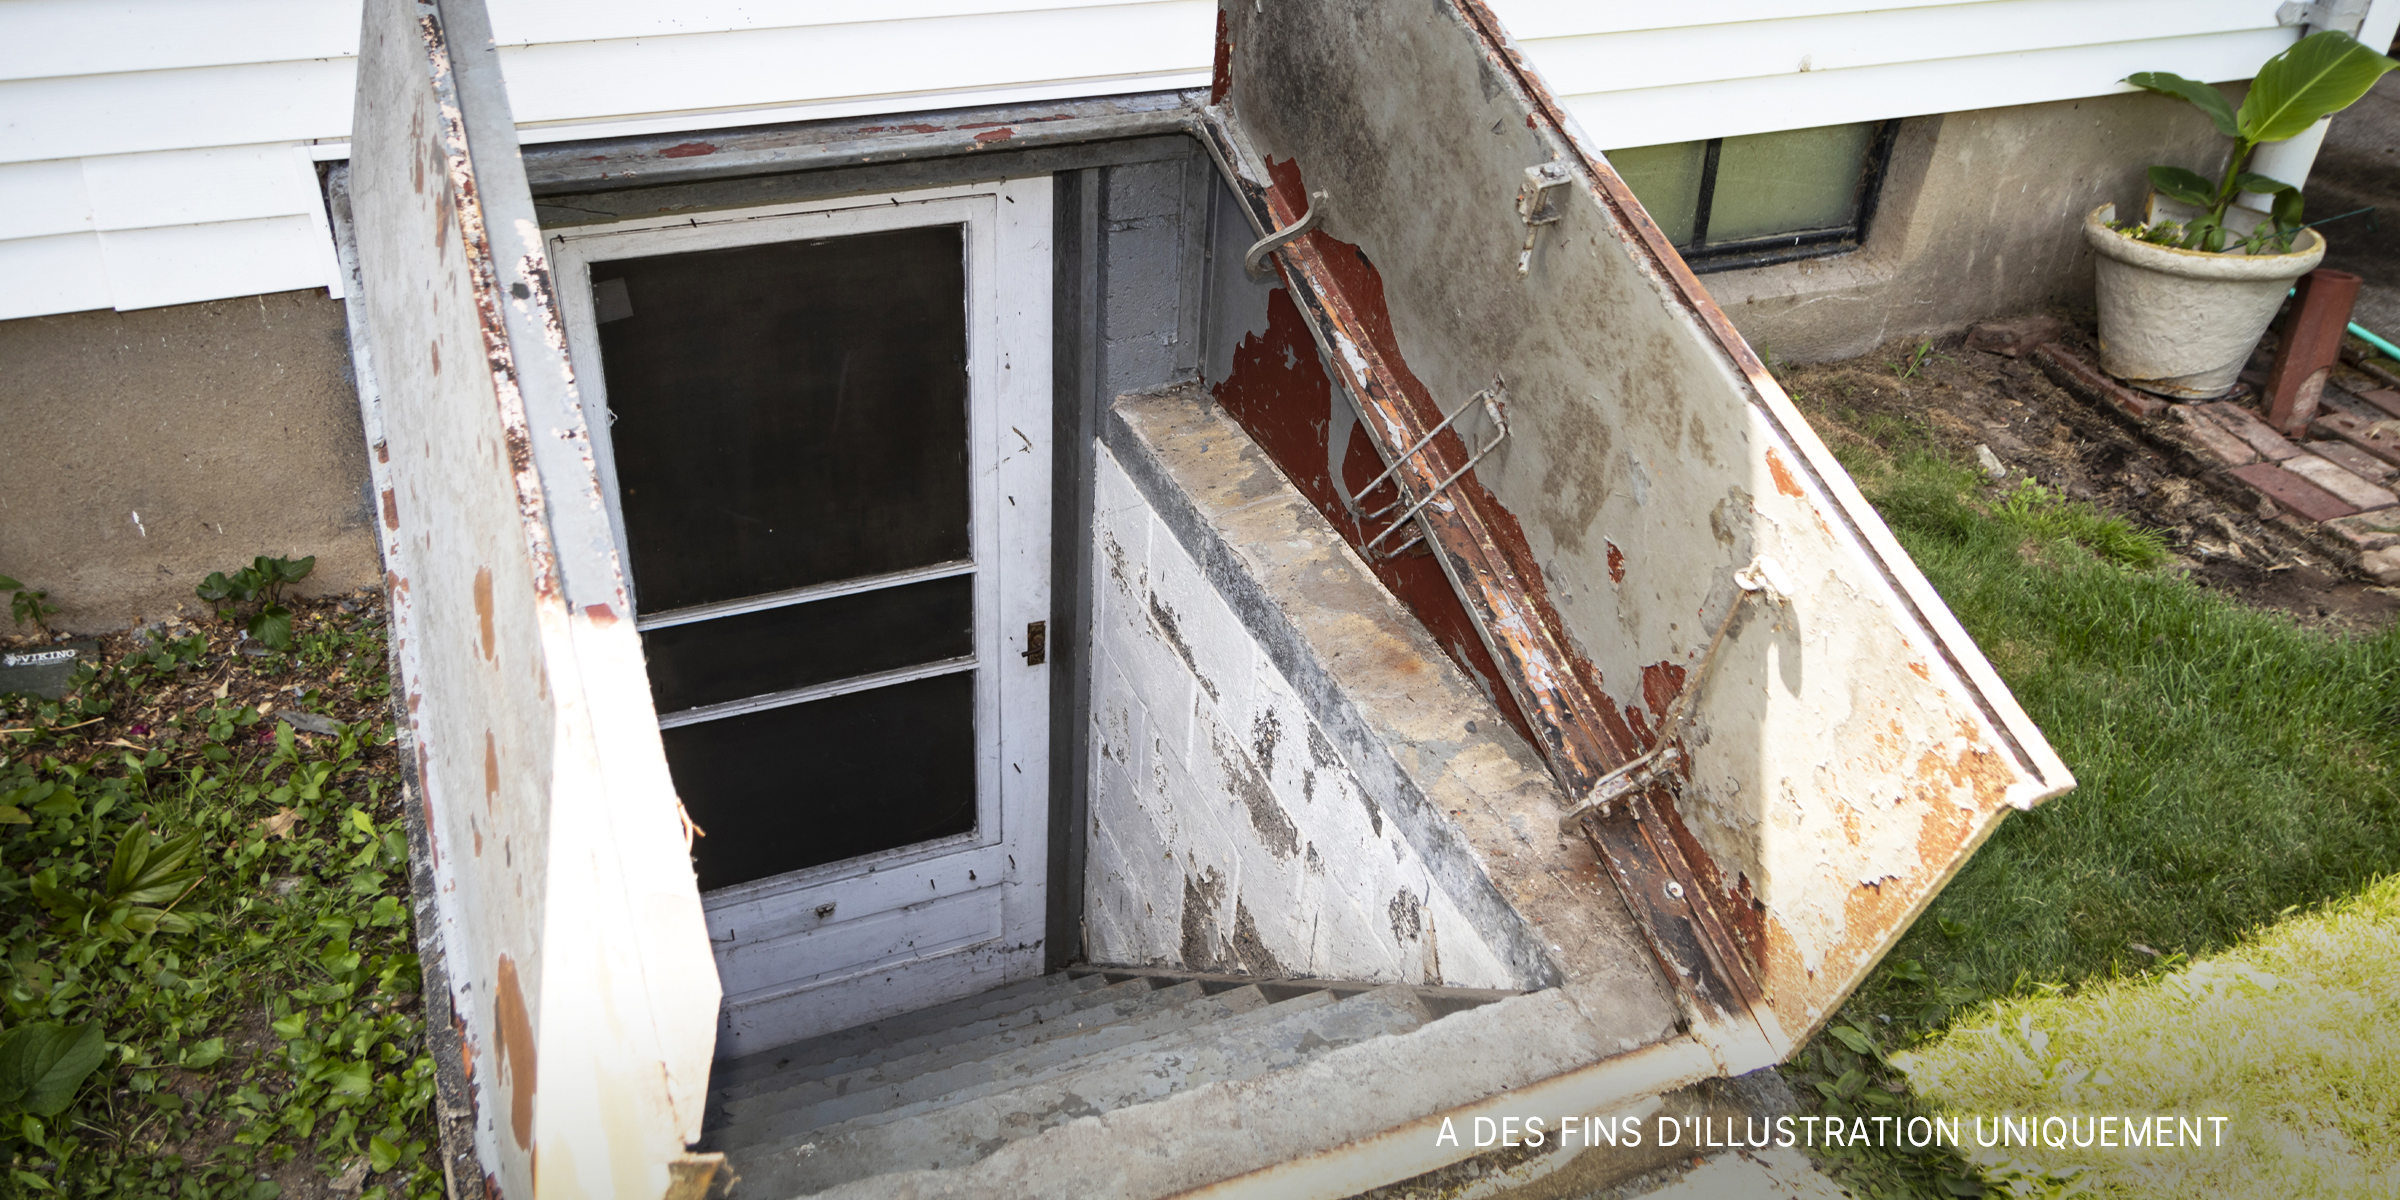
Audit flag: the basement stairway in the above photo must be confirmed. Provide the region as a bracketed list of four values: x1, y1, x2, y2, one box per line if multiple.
[698, 967, 1518, 1196]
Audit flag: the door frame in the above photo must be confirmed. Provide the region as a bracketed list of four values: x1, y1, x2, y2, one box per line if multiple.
[547, 177, 1056, 1054]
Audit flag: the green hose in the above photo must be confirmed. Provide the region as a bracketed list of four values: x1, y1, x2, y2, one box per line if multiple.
[2350, 320, 2400, 362]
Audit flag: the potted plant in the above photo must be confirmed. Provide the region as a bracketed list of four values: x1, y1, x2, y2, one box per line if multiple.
[2087, 30, 2397, 399]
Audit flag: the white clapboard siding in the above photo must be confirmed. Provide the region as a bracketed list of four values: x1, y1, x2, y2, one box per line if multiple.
[483, 0, 1189, 45]
[98, 215, 332, 311]
[0, 232, 112, 320]
[0, 60, 357, 164]
[0, 157, 92, 239]
[1485, 0, 2299, 149]
[497, 3, 1211, 128]
[0, 0, 358, 82]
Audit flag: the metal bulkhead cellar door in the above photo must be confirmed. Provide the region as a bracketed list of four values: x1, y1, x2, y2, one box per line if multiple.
[345, 0, 720, 1192]
[1206, 0, 2073, 1069]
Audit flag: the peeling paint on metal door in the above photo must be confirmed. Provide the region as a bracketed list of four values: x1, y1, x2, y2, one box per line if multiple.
[344, 0, 721, 1194]
[1207, 0, 2072, 1069]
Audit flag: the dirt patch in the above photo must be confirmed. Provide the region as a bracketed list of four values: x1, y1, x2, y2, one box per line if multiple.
[1776, 323, 2400, 635]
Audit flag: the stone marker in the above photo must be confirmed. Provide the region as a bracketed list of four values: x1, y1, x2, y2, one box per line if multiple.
[0, 641, 101, 700]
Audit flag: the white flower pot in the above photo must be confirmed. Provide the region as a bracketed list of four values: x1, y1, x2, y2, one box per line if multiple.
[2084, 202, 2326, 400]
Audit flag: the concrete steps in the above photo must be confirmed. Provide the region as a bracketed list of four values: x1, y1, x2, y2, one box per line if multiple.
[700, 968, 1516, 1196]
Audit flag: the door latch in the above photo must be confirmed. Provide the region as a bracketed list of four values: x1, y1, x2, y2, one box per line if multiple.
[1021, 620, 1047, 666]
[1516, 161, 1573, 276]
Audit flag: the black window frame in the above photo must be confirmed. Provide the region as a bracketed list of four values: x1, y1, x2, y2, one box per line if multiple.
[1670, 119, 1902, 275]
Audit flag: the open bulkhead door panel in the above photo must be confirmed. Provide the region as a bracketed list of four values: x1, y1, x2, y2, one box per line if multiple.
[343, 0, 720, 1193]
[1207, 0, 2072, 1063]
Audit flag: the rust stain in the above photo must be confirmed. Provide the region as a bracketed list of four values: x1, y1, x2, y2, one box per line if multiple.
[1908, 662, 1931, 680]
[1638, 662, 1686, 741]
[493, 954, 537, 1151]
[473, 567, 495, 661]
[658, 141, 717, 158]
[1648, 788, 1768, 971]
[971, 126, 1015, 144]
[375, 440, 390, 465]
[582, 603, 617, 626]
[483, 730, 499, 806]
[1210, 7, 1234, 105]
[1764, 447, 1805, 498]
[428, 341, 441, 375]
[1213, 274, 1539, 747]
[1606, 540, 1625, 584]
[381, 489, 401, 531]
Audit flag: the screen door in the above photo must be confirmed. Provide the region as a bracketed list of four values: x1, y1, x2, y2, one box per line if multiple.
[551, 180, 1053, 1055]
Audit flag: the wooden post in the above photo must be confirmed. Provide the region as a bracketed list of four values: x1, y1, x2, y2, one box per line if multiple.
[2265, 268, 2363, 437]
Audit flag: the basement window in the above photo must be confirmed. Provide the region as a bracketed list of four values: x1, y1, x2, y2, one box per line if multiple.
[1605, 120, 1898, 273]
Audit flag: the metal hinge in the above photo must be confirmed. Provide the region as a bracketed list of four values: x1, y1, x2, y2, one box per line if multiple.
[1516, 161, 1573, 276]
[1021, 620, 1047, 666]
[2278, 0, 2369, 34]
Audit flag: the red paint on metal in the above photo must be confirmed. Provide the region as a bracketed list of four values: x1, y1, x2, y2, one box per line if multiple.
[1764, 447, 1805, 498]
[1606, 540, 1625, 584]
[382, 489, 401, 531]
[1213, 284, 1539, 746]
[1639, 662, 1686, 741]
[1221, 144, 1643, 785]
[658, 142, 717, 159]
[474, 567, 496, 661]
[972, 127, 1016, 144]
[1210, 8, 1233, 106]
[2266, 268, 2362, 436]
[583, 603, 618, 626]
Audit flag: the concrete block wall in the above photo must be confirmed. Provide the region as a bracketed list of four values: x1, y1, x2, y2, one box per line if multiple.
[1082, 440, 1514, 989]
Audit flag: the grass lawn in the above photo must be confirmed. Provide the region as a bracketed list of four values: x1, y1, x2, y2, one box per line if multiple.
[1776, 387, 2400, 1198]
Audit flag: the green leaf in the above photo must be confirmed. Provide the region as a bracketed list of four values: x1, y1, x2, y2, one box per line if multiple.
[249, 605, 294, 652]
[1834, 1067, 1867, 1099]
[2240, 30, 2400, 143]
[180, 1037, 227, 1070]
[0, 575, 19, 591]
[2147, 165, 2218, 209]
[247, 1182, 283, 1200]
[370, 1133, 402, 1172]
[105, 828, 202, 906]
[0, 805, 27, 825]
[1828, 1025, 1877, 1056]
[2234, 172, 2295, 196]
[0, 1021, 108, 1117]
[327, 1060, 373, 1095]
[2126, 70, 2241, 137]
[271, 1013, 309, 1041]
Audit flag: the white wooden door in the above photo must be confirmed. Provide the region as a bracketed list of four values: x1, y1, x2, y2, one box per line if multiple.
[550, 179, 1053, 1056]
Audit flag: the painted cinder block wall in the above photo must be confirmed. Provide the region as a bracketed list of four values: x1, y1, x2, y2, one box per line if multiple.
[1083, 442, 1518, 987]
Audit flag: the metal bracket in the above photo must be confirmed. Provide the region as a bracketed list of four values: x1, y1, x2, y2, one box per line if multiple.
[1516, 161, 1573, 276]
[1355, 384, 1511, 558]
[1244, 189, 1330, 279]
[1557, 556, 1792, 831]
[2277, 0, 2368, 34]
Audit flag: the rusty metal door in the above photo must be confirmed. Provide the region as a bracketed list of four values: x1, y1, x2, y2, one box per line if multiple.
[547, 180, 1056, 1057]
[1205, 0, 2073, 1069]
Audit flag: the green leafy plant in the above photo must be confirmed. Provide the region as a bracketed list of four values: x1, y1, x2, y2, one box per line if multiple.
[2124, 30, 2398, 253]
[0, 1021, 108, 1120]
[197, 556, 317, 652]
[0, 574, 57, 632]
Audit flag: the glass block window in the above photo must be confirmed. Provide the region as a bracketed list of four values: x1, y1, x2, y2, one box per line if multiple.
[1606, 121, 1898, 273]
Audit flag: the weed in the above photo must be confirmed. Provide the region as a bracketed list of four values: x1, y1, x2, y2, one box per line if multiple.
[0, 576, 56, 634]
[1889, 338, 1947, 380]
[0, 597, 436, 1199]
[196, 557, 316, 652]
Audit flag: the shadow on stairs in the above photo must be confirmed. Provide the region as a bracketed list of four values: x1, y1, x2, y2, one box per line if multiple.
[699, 967, 1519, 1197]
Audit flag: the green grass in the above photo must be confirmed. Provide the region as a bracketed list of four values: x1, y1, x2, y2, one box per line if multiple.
[1899, 873, 2400, 1198]
[1780, 411, 2400, 1198]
